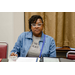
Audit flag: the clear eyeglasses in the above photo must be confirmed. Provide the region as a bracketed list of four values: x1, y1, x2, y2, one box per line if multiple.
[31, 23, 43, 27]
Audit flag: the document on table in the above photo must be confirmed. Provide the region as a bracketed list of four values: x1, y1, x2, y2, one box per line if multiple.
[43, 57, 59, 62]
[16, 57, 38, 62]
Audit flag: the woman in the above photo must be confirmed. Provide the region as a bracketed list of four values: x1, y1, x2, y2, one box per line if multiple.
[10, 15, 56, 57]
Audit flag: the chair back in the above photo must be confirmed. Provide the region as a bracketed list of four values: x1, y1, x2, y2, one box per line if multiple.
[0, 42, 8, 58]
[66, 51, 75, 60]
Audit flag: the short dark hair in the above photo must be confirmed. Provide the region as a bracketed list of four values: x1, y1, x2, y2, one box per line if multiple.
[29, 15, 43, 31]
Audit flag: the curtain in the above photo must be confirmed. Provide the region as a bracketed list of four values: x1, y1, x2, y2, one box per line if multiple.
[44, 12, 64, 47]
[24, 12, 75, 48]
[64, 12, 75, 47]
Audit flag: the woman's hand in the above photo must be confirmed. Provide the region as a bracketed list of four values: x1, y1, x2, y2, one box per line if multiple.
[10, 52, 18, 57]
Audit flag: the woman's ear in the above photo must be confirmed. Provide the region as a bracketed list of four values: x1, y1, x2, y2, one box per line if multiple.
[42, 23, 44, 28]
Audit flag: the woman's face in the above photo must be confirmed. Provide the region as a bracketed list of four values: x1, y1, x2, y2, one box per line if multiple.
[31, 19, 43, 37]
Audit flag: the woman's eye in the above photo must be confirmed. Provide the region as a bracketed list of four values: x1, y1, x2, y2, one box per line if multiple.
[33, 24, 36, 26]
[38, 24, 41, 26]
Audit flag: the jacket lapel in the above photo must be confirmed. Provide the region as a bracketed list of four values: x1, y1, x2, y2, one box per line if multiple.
[25, 31, 33, 56]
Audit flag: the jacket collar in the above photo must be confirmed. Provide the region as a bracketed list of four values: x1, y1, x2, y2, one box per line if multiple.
[25, 31, 33, 39]
[26, 31, 45, 42]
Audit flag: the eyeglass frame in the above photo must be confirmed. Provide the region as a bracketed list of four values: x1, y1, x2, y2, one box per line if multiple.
[31, 23, 43, 27]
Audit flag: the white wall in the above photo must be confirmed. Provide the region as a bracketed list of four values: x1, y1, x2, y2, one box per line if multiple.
[0, 12, 24, 58]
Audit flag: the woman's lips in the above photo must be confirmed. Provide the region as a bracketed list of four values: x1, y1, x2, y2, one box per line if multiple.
[35, 29, 39, 31]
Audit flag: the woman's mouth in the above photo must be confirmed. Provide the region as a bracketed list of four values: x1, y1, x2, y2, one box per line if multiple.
[35, 29, 39, 32]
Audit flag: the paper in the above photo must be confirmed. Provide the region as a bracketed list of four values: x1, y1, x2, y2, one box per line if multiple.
[16, 57, 37, 62]
[43, 57, 59, 62]
[9, 56, 18, 62]
[70, 48, 75, 50]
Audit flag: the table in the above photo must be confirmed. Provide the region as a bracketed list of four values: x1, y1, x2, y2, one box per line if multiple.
[8, 57, 75, 62]
[56, 47, 75, 58]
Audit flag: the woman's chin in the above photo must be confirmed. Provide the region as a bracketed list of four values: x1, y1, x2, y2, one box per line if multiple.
[33, 32, 42, 37]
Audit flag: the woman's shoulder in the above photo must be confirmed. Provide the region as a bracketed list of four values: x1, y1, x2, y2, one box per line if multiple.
[45, 34, 55, 41]
[20, 31, 30, 35]
[19, 31, 31, 37]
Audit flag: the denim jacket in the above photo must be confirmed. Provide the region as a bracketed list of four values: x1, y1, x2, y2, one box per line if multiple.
[10, 31, 56, 57]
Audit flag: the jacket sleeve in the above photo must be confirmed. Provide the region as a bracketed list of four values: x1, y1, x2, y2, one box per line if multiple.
[49, 38, 56, 57]
[10, 33, 23, 57]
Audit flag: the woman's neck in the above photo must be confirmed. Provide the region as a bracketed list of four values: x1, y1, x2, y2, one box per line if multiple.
[33, 32, 42, 37]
